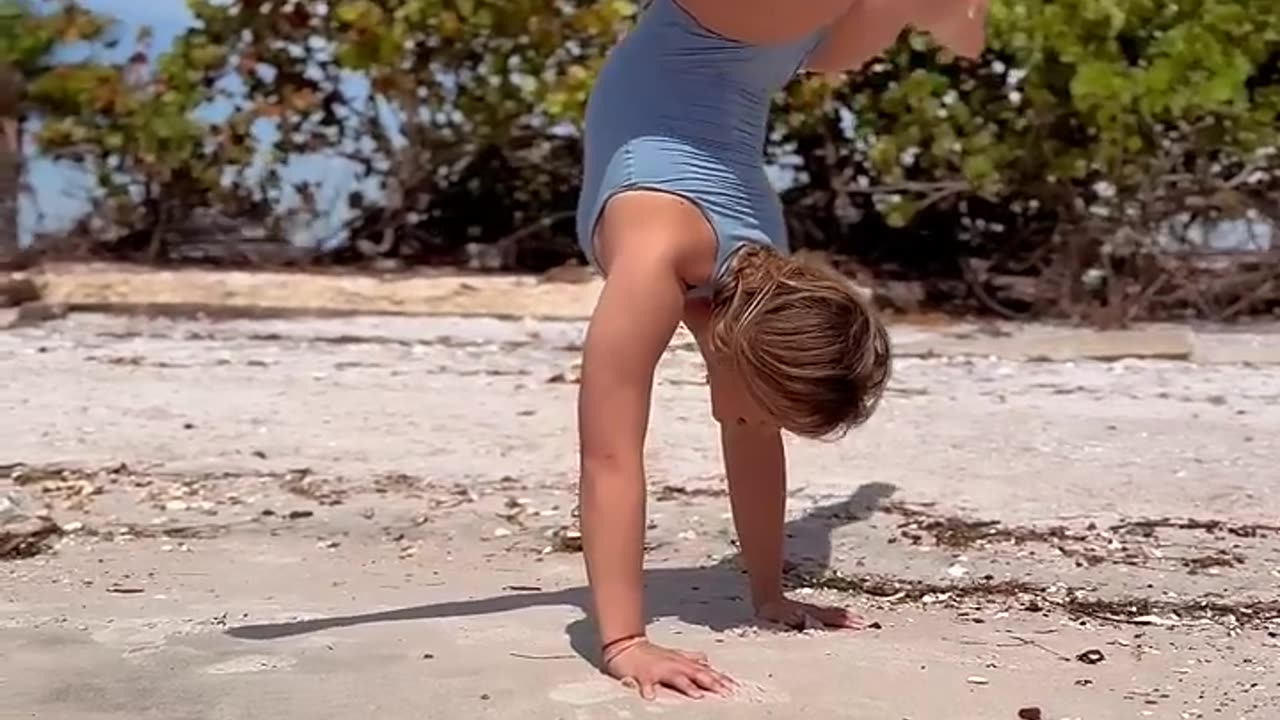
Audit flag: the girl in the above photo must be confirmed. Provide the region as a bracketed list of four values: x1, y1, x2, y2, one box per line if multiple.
[575, 0, 990, 701]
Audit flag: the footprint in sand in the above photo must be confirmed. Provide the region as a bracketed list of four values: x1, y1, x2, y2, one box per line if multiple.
[203, 654, 297, 674]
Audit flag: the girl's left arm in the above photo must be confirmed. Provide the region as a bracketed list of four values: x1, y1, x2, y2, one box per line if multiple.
[683, 301, 788, 608]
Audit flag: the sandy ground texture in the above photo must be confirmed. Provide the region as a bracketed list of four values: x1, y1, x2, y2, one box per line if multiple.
[3, 308, 1280, 720]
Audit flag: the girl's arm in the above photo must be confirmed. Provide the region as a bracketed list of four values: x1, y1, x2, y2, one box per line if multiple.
[684, 302, 864, 628]
[721, 421, 788, 607]
[683, 302, 788, 607]
[576, 189, 744, 700]
[577, 245, 686, 648]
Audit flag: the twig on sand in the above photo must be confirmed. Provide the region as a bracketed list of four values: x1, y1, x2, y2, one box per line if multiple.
[1006, 633, 1073, 662]
[509, 651, 576, 661]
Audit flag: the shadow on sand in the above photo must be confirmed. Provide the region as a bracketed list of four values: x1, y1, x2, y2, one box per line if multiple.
[226, 481, 897, 665]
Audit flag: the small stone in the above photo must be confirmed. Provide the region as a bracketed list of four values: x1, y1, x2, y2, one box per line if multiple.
[1075, 649, 1106, 665]
[1, 491, 62, 559]
[492, 528, 513, 538]
[966, 676, 989, 686]
[1017, 707, 1042, 720]
[547, 362, 583, 384]
[551, 526, 583, 553]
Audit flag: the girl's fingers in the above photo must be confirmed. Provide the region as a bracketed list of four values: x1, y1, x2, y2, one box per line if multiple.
[806, 603, 869, 629]
[668, 675, 704, 699]
[817, 605, 852, 625]
[620, 676, 641, 695]
[844, 612, 871, 629]
[693, 667, 734, 695]
[679, 649, 710, 665]
[639, 680, 658, 701]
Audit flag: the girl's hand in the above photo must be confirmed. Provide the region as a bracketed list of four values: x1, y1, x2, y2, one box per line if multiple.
[604, 639, 737, 701]
[755, 597, 870, 630]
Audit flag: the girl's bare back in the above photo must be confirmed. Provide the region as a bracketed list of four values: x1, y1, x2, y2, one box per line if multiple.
[674, 0, 855, 45]
[676, 0, 988, 73]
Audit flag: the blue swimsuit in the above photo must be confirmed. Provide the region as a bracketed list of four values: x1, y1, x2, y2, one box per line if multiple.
[575, 0, 831, 296]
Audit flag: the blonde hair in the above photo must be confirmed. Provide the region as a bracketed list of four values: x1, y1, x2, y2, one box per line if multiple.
[709, 245, 892, 439]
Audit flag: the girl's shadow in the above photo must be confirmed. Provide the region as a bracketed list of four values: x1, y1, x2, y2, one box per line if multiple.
[226, 481, 897, 664]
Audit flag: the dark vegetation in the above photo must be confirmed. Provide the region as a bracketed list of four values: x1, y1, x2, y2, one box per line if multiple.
[4, 0, 1279, 323]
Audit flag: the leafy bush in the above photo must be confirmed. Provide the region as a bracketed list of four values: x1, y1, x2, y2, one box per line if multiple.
[10, 0, 1280, 320]
[780, 0, 1280, 321]
[1, 0, 115, 258]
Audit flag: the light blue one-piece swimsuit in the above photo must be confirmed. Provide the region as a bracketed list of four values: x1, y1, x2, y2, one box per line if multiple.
[576, 0, 832, 297]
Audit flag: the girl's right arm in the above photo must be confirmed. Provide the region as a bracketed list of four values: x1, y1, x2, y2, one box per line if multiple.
[577, 240, 734, 700]
[578, 249, 684, 650]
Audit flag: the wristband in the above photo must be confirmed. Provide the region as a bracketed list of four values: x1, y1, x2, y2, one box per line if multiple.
[600, 634, 646, 664]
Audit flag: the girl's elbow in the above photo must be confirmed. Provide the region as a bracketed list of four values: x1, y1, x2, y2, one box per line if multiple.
[579, 450, 644, 496]
[580, 449, 625, 481]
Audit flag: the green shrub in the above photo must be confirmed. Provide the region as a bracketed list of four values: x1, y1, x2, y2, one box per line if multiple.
[14, 0, 1280, 320]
